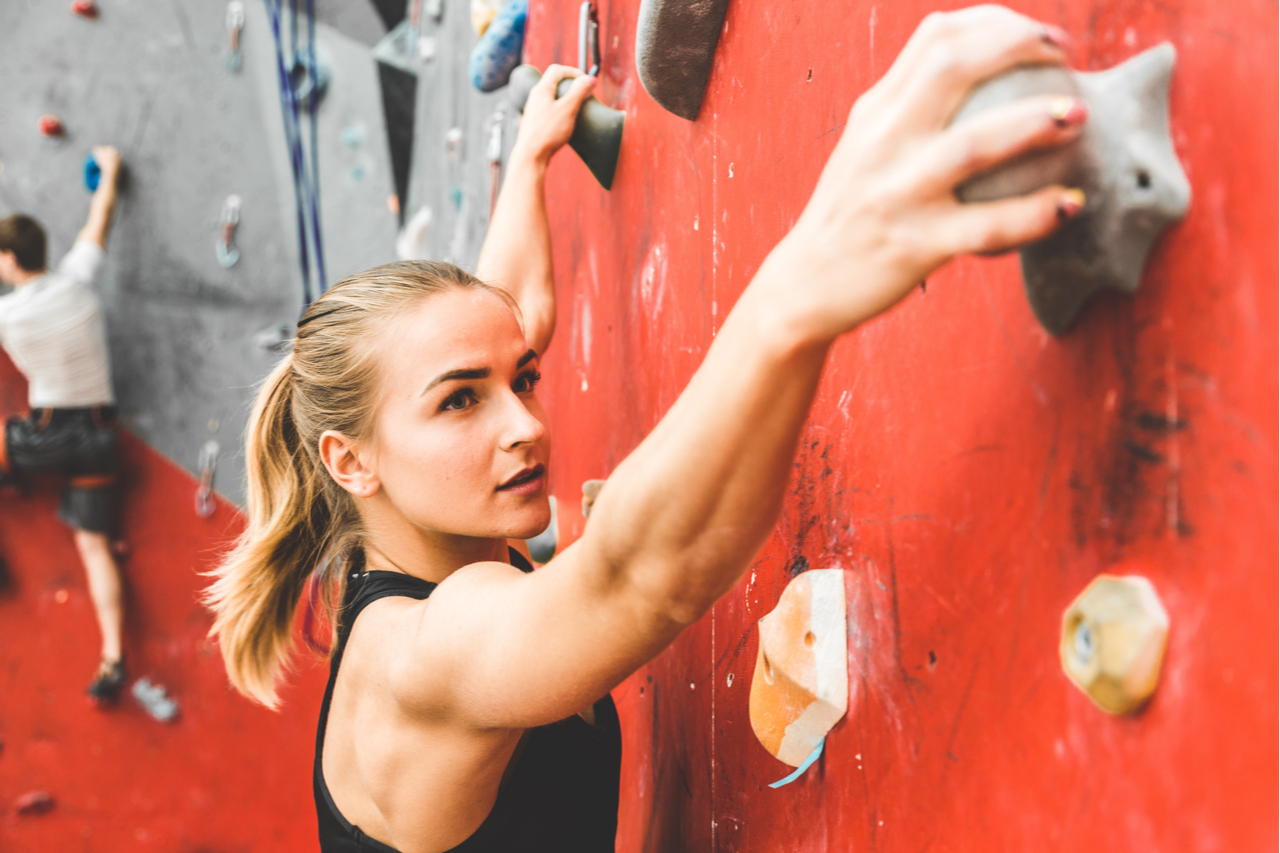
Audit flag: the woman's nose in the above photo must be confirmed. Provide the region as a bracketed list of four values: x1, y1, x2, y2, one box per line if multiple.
[501, 394, 547, 450]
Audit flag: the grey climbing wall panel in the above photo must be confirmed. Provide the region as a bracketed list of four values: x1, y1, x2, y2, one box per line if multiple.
[402, 1, 522, 270]
[0, 0, 396, 506]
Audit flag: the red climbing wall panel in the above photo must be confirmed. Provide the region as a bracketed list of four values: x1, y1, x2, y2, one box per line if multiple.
[526, 0, 1277, 850]
[0, 351, 327, 851]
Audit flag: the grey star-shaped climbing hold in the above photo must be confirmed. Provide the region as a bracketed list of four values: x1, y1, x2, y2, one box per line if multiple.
[955, 44, 1191, 335]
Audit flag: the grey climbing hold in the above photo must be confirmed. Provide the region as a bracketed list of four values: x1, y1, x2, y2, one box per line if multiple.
[953, 44, 1191, 335]
[634, 0, 731, 121]
[508, 64, 541, 114]
[509, 66, 623, 190]
[132, 678, 179, 723]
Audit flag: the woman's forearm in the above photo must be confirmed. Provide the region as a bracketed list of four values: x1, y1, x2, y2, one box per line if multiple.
[578, 238, 836, 623]
[475, 148, 556, 355]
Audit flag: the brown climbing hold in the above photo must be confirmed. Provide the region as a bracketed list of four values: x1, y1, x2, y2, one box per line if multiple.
[1060, 572, 1169, 715]
[581, 479, 605, 519]
[14, 790, 55, 816]
[749, 568, 848, 766]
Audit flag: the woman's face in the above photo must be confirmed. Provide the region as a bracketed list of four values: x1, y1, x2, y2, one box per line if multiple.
[363, 288, 551, 544]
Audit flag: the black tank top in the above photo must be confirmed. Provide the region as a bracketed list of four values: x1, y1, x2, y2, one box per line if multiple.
[314, 549, 622, 852]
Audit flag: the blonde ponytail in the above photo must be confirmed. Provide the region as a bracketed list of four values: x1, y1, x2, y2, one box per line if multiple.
[204, 260, 516, 707]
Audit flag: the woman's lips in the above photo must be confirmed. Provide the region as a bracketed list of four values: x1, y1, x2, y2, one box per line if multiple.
[497, 464, 545, 495]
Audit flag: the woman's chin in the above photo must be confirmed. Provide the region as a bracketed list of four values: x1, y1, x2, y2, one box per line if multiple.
[508, 502, 553, 541]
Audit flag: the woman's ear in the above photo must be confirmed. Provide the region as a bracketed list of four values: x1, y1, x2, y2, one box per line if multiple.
[318, 430, 380, 498]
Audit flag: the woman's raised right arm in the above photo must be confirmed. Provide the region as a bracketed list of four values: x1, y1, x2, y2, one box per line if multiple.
[407, 6, 1087, 729]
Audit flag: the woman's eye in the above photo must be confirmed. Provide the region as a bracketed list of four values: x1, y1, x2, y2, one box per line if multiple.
[439, 389, 475, 412]
[514, 369, 542, 394]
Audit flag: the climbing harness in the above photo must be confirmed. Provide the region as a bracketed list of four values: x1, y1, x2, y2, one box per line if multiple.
[216, 195, 241, 268]
[263, 0, 327, 308]
[195, 440, 219, 518]
[225, 1, 245, 72]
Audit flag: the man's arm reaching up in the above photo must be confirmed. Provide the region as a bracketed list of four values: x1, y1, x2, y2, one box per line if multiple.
[78, 146, 122, 250]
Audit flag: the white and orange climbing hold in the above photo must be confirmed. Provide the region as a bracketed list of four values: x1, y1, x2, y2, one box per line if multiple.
[749, 568, 848, 768]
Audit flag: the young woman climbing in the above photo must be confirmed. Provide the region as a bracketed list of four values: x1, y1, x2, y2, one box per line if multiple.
[207, 8, 1089, 852]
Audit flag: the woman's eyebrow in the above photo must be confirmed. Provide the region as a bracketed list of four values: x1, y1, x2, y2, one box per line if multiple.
[421, 367, 490, 396]
[517, 349, 538, 368]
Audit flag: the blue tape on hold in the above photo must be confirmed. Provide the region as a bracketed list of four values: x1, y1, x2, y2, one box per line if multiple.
[83, 154, 100, 192]
[768, 739, 824, 789]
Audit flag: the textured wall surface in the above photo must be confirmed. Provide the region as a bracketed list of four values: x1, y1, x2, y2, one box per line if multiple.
[522, 0, 1278, 850]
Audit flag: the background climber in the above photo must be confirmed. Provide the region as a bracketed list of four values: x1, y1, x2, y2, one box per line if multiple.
[0, 145, 130, 706]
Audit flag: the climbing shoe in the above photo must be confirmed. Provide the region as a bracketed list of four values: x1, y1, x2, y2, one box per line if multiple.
[86, 657, 127, 706]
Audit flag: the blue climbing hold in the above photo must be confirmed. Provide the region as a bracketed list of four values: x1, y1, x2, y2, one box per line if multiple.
[469, 0, 527, 93]
[83, 154, 100, 192]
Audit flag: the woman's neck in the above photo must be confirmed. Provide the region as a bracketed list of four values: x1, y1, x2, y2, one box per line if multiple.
[362, 526, 509, 584]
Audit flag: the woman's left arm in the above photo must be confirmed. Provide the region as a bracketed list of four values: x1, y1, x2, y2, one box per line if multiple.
[475, 65, 594, 356]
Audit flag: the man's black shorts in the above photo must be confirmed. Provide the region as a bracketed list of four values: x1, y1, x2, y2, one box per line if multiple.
[3, 406, 120, 535]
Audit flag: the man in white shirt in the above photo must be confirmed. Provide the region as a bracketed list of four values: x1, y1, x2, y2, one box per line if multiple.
[0, 146, 129, 706]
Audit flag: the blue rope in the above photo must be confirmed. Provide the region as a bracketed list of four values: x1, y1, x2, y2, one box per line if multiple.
[305, 0, 326, 292]
[264, 0, 325, 308]
[265, 0, 312, 306]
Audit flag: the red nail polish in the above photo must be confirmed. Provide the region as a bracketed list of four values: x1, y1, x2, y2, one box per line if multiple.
[1040, 25, 1072, 50]
[1057, 189, 1086, 221]
[1050, 97, 1088, 128]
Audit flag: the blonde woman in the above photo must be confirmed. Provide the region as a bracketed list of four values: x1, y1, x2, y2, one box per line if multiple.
[208, 9, 1087, 852]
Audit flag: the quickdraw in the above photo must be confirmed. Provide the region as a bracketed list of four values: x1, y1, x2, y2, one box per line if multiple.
[195, 440, 219, 518]
[216, 195, 241, 268]
[225, 1, 245, 72]
[578, 1, 600, 76]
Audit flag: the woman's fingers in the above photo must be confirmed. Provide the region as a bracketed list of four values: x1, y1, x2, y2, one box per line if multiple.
[535, 63, 581, 95]
[919, 94, 1087, 192]
[941, 183, 1084, 257]
[559, 73, 596, 110]
[890, 7, 1070, 132]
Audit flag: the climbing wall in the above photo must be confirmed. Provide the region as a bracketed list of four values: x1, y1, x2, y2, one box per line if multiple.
[522, 0, 1278, 850]
[0, 0, 1274, 849]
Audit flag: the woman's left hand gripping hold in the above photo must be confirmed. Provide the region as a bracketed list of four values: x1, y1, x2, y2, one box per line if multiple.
[476, 64, 596, 356]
